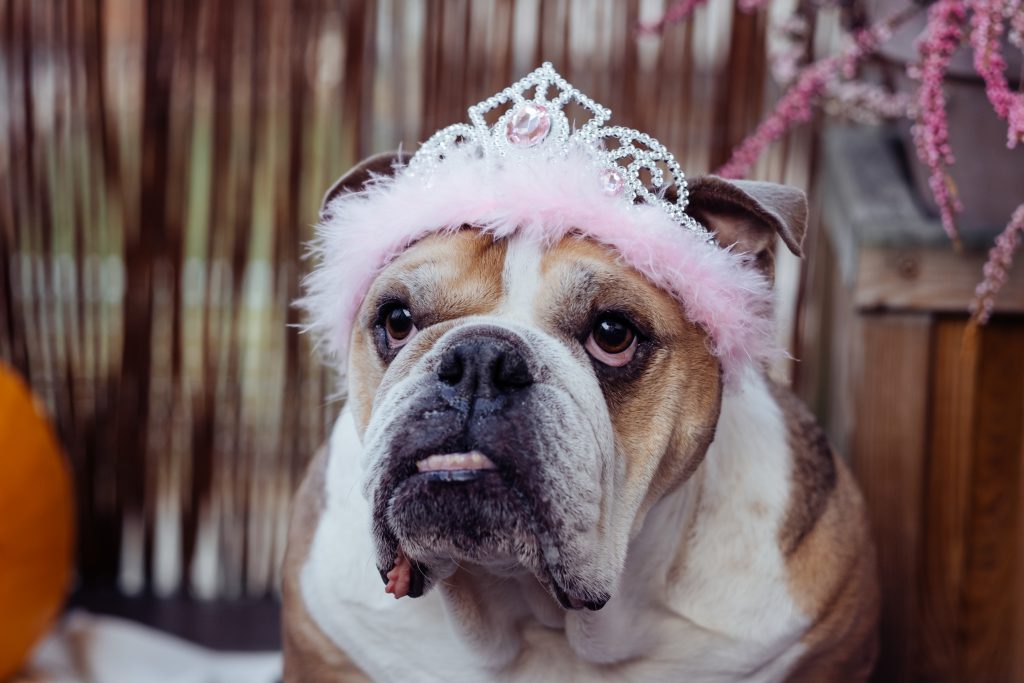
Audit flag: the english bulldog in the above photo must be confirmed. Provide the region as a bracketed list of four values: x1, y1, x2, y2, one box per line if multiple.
[283, 64, 878, 682]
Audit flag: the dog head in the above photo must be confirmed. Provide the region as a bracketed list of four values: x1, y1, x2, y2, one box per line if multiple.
[301, 151, 806, 611]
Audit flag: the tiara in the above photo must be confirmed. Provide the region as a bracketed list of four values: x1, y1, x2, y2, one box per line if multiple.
[407, 63, 708, 237]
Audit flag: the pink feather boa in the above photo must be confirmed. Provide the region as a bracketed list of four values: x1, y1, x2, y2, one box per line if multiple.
[299, 151, 778, 386]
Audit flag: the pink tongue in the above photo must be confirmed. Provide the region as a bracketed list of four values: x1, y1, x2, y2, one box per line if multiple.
[384, 550, 413, 599]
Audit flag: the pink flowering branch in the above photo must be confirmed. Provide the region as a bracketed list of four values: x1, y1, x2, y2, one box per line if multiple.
[715, 57, 839, 178]
[971, 203, 1024, 322]
[1009, 0, 1024, 53]
[769, 15, 911, 123]
[637, 0, 711, 34]
[910, 0, 967, 242]
[715, 7, 918, 179]
[969, 0, 1024, 147]
[638, 0, 771, 35]
[650, 0, 1024, 318]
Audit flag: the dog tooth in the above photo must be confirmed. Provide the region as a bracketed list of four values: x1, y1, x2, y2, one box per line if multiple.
[415, 451, 497, 472]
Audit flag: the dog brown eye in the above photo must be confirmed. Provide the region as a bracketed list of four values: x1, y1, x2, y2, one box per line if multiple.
[384, 306, 417, 347]
[593, 318, 634, 353]
[585, 315, 638, 367]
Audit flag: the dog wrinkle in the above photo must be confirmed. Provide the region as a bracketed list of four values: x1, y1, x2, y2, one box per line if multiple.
[386, 230, 506, 325]
[439, 568, 534, 667]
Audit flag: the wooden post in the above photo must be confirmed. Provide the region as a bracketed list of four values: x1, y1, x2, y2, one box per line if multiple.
[799, 126, 1024, 683]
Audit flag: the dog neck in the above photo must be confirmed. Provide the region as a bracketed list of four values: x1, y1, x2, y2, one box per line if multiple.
[302, 367, 801, 679]
[422, 367, 793, 668]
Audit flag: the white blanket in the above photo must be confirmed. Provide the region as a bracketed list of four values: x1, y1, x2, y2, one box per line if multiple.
[16, 611, 281, 683]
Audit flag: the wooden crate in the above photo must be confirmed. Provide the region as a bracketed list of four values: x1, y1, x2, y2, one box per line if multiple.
[797, 126, 1024, 683]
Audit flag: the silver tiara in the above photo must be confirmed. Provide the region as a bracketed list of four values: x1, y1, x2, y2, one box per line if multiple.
[407, 62, 708, 236]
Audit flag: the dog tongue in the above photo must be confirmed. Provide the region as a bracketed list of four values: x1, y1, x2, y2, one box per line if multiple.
[384, 550, 414, 599]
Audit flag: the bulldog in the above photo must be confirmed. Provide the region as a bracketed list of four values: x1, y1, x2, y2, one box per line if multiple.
[282, 65, 878, 682]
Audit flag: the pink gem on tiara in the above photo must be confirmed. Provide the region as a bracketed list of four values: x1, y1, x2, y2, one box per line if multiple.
[600, 168, 625, 196]
[506, 103, 551, 147]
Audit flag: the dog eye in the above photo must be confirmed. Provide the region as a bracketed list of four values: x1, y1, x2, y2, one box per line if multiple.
[383, 305, 418, 348]
[585, 315, 638, 366]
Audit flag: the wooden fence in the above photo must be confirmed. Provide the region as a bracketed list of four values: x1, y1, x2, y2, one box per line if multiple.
[0, 0, 814, 599]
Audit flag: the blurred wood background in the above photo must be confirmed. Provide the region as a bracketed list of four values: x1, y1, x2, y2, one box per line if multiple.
[799, 126, 1024, 683]
[0, 0, 818, 602]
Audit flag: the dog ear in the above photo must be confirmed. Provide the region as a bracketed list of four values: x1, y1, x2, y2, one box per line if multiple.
[685, 176, 808, 279]
[320, 151, 407, 220]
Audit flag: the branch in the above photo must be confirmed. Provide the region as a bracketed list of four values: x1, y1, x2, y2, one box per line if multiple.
[715, 5, 921, 179]
[972, 202, 1024, 321]
[910, 0, 967, 242]
[969, 0, 1024, 147]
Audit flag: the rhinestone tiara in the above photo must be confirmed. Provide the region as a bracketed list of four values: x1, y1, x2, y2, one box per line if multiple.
[407, 62, 708, 237]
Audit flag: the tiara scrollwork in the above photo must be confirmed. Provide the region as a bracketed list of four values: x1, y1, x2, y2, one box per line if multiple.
[408, 63, 707, 237]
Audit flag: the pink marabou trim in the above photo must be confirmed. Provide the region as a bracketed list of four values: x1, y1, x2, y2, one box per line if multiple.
[298, 151, 778, 383]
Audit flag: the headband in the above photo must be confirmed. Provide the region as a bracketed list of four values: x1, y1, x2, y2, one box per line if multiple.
[301, 64, 782, 384]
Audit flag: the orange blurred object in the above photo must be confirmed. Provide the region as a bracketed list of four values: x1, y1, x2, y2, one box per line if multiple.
[0, 364, 74, 679]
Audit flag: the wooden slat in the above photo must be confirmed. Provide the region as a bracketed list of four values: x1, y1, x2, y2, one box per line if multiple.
[1016, 392, 1024, 683]
[848, 312, 931, 683]
[808, 88, 1024, 683]
[919, 317, 978, 683]
[855, 246, 1024, 314]
[961, 320, 1024, 683]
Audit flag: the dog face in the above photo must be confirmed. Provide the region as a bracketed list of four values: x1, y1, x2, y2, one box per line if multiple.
[347, 229, 722, 609]
[326, 154, 805, 611]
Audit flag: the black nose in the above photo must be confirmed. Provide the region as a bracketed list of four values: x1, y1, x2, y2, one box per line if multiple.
[437, 337, 534, 398]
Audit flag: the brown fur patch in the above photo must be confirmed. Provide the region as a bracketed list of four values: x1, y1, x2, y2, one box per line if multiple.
[770, 382, 838, 556]
[537, 238, 723, 512]
[784, 459, 880, 682]
[348, 231, 507, 432]
[771, 383, 878, 679]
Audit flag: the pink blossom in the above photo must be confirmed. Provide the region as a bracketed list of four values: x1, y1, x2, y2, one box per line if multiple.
[769, 14, 910, 123]
[970, 0, 1024, 147]
[910, 0, 967, 241]
[638, 0, 771, 35]
[1009, 0, 1024, 51]
[636, 0, 710, 34]
[716, 18, 902, 179]
[646, 0, 1024, 319]
[971, 203, 1024, 322]
[715, 59, 835, 179]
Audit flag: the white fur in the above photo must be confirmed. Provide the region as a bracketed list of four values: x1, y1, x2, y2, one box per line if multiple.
[301, 368, 809, 682]
[499, 236, 544, 322]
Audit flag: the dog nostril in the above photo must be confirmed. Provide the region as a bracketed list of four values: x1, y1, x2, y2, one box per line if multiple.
[493, 348, 532, 389]
[437, 348, 464, 385]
